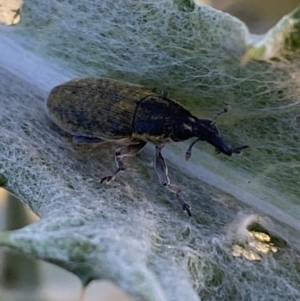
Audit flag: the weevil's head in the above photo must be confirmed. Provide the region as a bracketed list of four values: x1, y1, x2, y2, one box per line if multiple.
[196, 118, 235, 155]
[185, 118, 248, 160]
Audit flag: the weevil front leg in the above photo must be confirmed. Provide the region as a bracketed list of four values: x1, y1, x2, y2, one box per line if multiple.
[100, 141, 147, 184]
[155, 145, 191, 216]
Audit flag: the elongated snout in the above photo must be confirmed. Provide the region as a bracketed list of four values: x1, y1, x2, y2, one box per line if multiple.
[206, 133, 249, 156]
[205, 133, 233, 156]
[194, 119, 248, 156]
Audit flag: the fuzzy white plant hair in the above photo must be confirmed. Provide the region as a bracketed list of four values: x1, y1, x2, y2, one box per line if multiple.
[0, 1, 300, 300]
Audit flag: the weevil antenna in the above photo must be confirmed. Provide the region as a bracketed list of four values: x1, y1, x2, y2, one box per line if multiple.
[210, 105, 231, 127]
[185, 138, 201, 161]
[214, 105, 231, 121]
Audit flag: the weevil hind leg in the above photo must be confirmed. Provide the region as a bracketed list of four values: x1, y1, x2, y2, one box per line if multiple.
[155, 145, 191, 216]
[100, 141, 147, 184]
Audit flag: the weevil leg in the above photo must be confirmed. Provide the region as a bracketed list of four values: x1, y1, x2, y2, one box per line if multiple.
[100, 141, 147, 184]
[72, 136, 105, 144]
[155, 145, 191, 216]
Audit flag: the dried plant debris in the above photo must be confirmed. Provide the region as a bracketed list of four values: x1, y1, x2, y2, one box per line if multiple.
[242, 4, 300, 64]
[0, 0, 22, 25]
[228, 214, 288, 261]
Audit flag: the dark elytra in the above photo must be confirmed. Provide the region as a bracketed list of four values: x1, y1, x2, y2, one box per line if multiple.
[46, 77, 248, 216]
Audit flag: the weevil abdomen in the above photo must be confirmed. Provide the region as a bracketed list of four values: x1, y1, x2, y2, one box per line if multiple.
[46, 78, 154, 140]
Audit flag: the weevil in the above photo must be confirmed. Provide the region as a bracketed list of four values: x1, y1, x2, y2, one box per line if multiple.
[46, 77, 248, 216]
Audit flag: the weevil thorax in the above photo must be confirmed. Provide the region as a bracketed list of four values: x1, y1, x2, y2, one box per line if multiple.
[133, 95, 196, 144]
